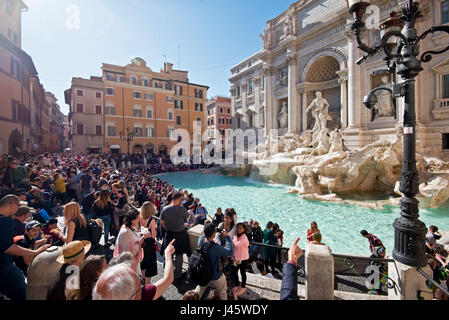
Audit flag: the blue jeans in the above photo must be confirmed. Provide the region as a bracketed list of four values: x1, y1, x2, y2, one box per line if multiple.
[99, 215, 112, 244]
[0, 263, 26, 300]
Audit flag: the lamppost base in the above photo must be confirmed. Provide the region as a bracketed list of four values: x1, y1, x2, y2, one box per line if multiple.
[392, 215, 427, 268]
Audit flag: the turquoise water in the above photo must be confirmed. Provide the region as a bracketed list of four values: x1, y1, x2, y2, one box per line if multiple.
[158, 171, 449, 255]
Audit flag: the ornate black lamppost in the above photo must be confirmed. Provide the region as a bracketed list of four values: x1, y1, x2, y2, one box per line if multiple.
[347, 0, 449, 267]
[120, 127, 134, 156]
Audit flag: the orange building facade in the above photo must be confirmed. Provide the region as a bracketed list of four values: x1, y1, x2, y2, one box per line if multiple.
[102, 58, 208, 155]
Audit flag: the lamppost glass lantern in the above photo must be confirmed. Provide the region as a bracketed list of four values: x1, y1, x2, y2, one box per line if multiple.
[346, 0, 370, 18]
[380, 12, 405, 57]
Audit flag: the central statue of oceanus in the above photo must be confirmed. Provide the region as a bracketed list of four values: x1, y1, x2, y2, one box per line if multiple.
[303, 91, 332, 146]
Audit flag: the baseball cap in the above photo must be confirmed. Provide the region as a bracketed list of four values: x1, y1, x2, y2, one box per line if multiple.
[25, 220, 41, 231]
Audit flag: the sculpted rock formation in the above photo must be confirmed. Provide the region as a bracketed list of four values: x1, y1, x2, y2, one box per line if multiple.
[225, 91, 449, 209]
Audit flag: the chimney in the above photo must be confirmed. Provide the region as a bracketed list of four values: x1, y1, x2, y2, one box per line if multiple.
[164, 62, 173, 72]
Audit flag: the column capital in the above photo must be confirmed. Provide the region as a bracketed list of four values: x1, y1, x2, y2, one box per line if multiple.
[287, 52, 297, 66]
[262, 63, 273, 76]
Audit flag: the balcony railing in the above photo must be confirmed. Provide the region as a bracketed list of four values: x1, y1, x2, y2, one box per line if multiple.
[434, 98, 449, 109]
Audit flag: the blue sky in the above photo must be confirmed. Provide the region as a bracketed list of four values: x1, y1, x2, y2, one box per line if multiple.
[22, 0, 294, 114]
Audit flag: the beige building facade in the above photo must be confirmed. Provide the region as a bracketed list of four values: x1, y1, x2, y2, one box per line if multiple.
[65, 77, 105, 153]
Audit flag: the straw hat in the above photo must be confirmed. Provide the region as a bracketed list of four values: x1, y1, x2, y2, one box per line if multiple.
[56, 240, 91, 264]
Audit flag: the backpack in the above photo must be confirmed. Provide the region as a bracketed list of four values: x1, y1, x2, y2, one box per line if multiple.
[188, 242, 214, 286]
[88, 220, 102, 247]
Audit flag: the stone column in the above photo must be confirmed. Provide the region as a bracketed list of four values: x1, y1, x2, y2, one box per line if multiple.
[337, 69, 348, 129]
[305, 243, 334, 300]
[287, 48, 298, 134]
[263, 63, 274, 135]
[346, 27, 362, 128]
[302, 90, 309, 132]
[298, 88, 305, 133]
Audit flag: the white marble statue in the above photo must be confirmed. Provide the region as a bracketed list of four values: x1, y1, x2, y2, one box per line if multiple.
[329, 129, 345, 153]
[306, 91, 332, 131]
[259, 31, 271, 50]
[277, 102, 288, 129]
[374, 76, 395, 118]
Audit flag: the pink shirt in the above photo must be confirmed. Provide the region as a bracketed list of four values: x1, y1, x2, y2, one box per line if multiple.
[232, 233, 249, 261]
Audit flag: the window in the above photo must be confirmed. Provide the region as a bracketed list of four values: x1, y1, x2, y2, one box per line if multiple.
[134, 91, 142, 99]
[443, 0, 449, 24]
[176, 116, 182, 125]
[195, 103, 203, 111]
[194, 89, 203, 98]
[96, 92, 102, 99]
[166, 96, 174, 103]
[147, 109, 153, 118]
[444, 133, 449, 149]
[134, 127, 143, 137]
[95, 105, 102, 114]
[227, 118, 232, 125]
[142, 79, 148, 87]
[168, 111, 173, 120]
[146, 127, 155, 137]
[237, 117, 241, 128]
[167, 128, 174, 138]
[107, 125, 116, 137]
[219, 118, 224, 124]
[10, 58, 21, 80]
[236, 86, 240, 97]
[249, 80, 253, 94]
[119, 76, 125, 82]
[77, 124, 84, 135]
[145, 93, 153, 101]
[96, 125, 102, 135]
[105, 106, 115, 115]
[228, 108, 231, 114]
[76, 104, 83, 113]
[133, 106, 142, 117]
[153, 81, 159, 88]
[106, 73, 114, 81]
[175, 85, 183, 95]
[443, 74, 449, 99]
[175, 100, 183, 109]
[13, 33, 17, 44]
[76, 89, 83, 97]
[131, 76, 137, 85]
[220, 108, 223, 113]
[106, 88, 114, 96]
[196, 118, 201, 122]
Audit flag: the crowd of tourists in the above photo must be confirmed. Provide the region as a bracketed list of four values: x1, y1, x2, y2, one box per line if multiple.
[0, 152, 447, 301]
[0, 152, 304, 301]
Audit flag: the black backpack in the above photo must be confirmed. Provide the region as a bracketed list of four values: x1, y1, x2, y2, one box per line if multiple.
[88, 220, 102, 247]
[188, 242, 214, 286]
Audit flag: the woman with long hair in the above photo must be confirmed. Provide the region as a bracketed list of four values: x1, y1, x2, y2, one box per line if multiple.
[93, 190, 114, 245]
[306, 221, 321, 244]
[140, 201, 158, 284]
[114, 209, 151, 274]
[66, 255, 107, 300]
[59, 202, 90, 243]
[232, 222, 250, 299]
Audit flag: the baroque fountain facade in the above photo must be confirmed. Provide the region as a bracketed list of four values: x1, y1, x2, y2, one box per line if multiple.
[227, 0, 449, 208]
